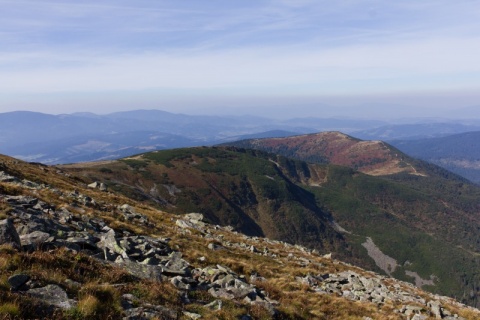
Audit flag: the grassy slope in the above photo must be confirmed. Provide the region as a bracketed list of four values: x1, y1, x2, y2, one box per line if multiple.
[309, 166, 480, 304]
[226, 133, 480, 305]
[65, 147, 480, 307]
[69, 148, 346, 254]
[7, 154, 476, 319]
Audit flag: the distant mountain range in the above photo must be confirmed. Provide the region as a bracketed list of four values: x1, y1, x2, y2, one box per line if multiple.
[3, 109, 480, 165]
[350, 122, 480, 141]
[390, 131, 480, 184]
[0, 110, 383, 164]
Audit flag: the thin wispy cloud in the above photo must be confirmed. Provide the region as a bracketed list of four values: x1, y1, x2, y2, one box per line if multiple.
[1, 0, 479, 114]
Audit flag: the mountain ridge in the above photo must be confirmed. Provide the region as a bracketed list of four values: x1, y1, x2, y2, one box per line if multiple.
[223, 131, 425, 177]
[5, 109, 480, 166]
[63, 144, 480, 308]
[1, 153, 480, 319]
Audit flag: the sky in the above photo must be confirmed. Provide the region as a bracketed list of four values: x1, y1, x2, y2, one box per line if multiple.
[1, 0, 480, 118]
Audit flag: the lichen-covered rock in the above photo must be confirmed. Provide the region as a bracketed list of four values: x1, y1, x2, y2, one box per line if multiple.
[123, 305, 177, 320]
[27, 284, 74, 309]
[20, 230, 53, 250]
[117, 259, 164, 281]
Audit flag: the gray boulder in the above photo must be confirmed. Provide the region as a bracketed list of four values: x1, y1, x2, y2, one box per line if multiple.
[87, 181, 107, 191]
[428, 300, 443, 319]
[27, 284, 74, 309]
[20, 230, 53, 250]
[123, 305, 177, 320]
[204, 299, 222, 310]
[0, 171, 18, 182]
[0, 218, 21, 250]
[117, 259, 163, 281]
[185, 213, 204, 222]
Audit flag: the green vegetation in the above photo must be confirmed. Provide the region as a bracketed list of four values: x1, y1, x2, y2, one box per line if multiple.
[0, 302, 20, 317]
[71, 146, 480, 307]
[3, 150, 480, 318]
[120, 159, 149, 170]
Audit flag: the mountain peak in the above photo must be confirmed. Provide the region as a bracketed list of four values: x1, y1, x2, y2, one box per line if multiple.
[227, 131, 421, 176]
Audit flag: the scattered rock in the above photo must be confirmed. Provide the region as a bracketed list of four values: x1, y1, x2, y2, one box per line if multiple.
[428, 300, 443, 319]
[0, 171, 18, 183]
[207, 243, 225, 251]
[183, 311, 202, 319]
[119, 259, 164, 280]
[204, 299, 222, 311]
[27, 284, 74, 309]
[1, 167, 479, 319]
[123, 305, 177, 320]
[20, 230, 52, 250]
[88, 181, 107, 191]
[0, 218, 21, 250]
[295, 270, 469, 319]
[8, 274, 30, 290]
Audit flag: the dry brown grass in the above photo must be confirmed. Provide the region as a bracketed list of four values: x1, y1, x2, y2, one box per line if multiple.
[1, 155, 480, 319]
[76, 283, 122, 318]
[123, 280, 183, 308]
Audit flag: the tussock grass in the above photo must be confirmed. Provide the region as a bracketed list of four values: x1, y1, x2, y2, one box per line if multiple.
[75, 283, 122, 319]
[0, 247, 137, 319]
[0, 302, 20, 317]
[77, 295, 101, 317]
[123, 280, 182, 308]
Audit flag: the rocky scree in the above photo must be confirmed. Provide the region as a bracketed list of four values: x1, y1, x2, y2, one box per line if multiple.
[1, 169, 479, 319]
[0, 171, 277, 319]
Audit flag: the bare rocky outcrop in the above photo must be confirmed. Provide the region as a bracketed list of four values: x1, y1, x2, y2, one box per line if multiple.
[296, 271, 466, 319]
[1, 191, 278, 317]
[362, 237, 398, 275]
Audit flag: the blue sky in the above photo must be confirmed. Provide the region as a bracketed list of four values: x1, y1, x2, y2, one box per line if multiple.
[1, 0, 480, 118]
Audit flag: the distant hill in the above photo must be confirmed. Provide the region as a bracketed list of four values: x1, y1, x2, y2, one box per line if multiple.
[12, 131, 201, 164]
[351, 122, 480, 140]
[223, 131, 423, 176]
[390, 131, 480, 184]
[65, 146, 480, 307]
[214, 130, 300, 144]
[5, 109, 480, 166]
[0, 110, 391, 164]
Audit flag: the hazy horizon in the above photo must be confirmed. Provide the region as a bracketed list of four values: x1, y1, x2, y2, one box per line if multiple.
[2, 104, 480, 122]
[1, 1, 479, 119]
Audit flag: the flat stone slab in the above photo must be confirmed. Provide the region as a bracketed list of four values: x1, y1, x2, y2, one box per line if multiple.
[27, 284, 74, 309]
